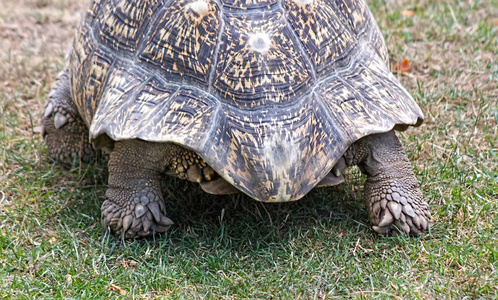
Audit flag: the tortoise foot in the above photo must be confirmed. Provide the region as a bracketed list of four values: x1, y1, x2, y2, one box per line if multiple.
[101, 196, 173, 239]
[366, 178, 430, 237]
[41, 70, 95, 165]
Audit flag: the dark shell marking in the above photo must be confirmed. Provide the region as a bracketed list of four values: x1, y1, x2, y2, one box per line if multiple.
[69, 0, 423, 202]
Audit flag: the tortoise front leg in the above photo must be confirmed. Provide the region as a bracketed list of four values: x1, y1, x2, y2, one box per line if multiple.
[41, 70, 95, 165]
[345, 130, 431, 236]
[102, 139, 174, 238]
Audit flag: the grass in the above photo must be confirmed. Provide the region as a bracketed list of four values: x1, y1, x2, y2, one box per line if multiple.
[1, 0, 497, 298]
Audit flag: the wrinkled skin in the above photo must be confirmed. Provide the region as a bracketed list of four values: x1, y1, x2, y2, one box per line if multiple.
[42, 71, 430, 238]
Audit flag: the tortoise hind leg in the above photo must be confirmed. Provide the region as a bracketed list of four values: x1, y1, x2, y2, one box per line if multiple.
[41, 70, 95, 165]
[345, 130, 431, 236]
[102, 139, 174, 238]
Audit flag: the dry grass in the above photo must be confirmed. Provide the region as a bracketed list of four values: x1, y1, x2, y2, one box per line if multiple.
[1, 0, 497, 298]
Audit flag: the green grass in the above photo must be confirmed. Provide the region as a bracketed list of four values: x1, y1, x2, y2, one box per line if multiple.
[1, 0, 497, 298]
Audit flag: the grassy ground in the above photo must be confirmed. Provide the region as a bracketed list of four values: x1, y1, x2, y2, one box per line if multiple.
[0, 0, 497, 298]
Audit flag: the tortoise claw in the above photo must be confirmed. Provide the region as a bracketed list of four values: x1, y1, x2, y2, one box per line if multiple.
[54, 112, 68, 129]
[134, 203, 147, 218]
[101, 199, 172, 238]
[43, 102, 53, 118]
[372, 225, 389, 235]
[159, 216, 174, 226]
[122, 215, 133, 233]
[147, 201, 162, 222]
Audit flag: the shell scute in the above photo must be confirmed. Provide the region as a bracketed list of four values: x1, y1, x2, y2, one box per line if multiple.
[138, 0, 221, 86]
[283, 0, 358, 75]
[136, 87, 217, 146]
[89, 61, 148, 138]
[366, 15, 389, 66]
[97, 0, 161, 52]
[69, 25, 95, 120]
[79, 47, 115, 125]
[335, 0, 370, 36]
[84, 0, 105, 25]
[213, 11, 312, 107]
[316, 50, 422, 141]
[201, 97, 347, 201]
[91, 74, 217, 148]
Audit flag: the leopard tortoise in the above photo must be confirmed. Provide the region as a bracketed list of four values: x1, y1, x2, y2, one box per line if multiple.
[41, 0, 431, 238]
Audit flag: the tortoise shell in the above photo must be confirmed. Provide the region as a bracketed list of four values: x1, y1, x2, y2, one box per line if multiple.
[68, 0, 423, 202]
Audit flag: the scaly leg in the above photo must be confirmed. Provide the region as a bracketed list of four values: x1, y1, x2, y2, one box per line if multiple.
[41, 70, 95, 164]
[102, 139, 175, 238]
[345, 130, 430, 236]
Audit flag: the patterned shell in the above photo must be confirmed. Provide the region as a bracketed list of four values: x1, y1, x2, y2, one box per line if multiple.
[68, 0, 423, 202]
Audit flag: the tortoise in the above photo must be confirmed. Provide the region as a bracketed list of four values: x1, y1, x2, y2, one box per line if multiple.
[41, 0, 431, 238]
